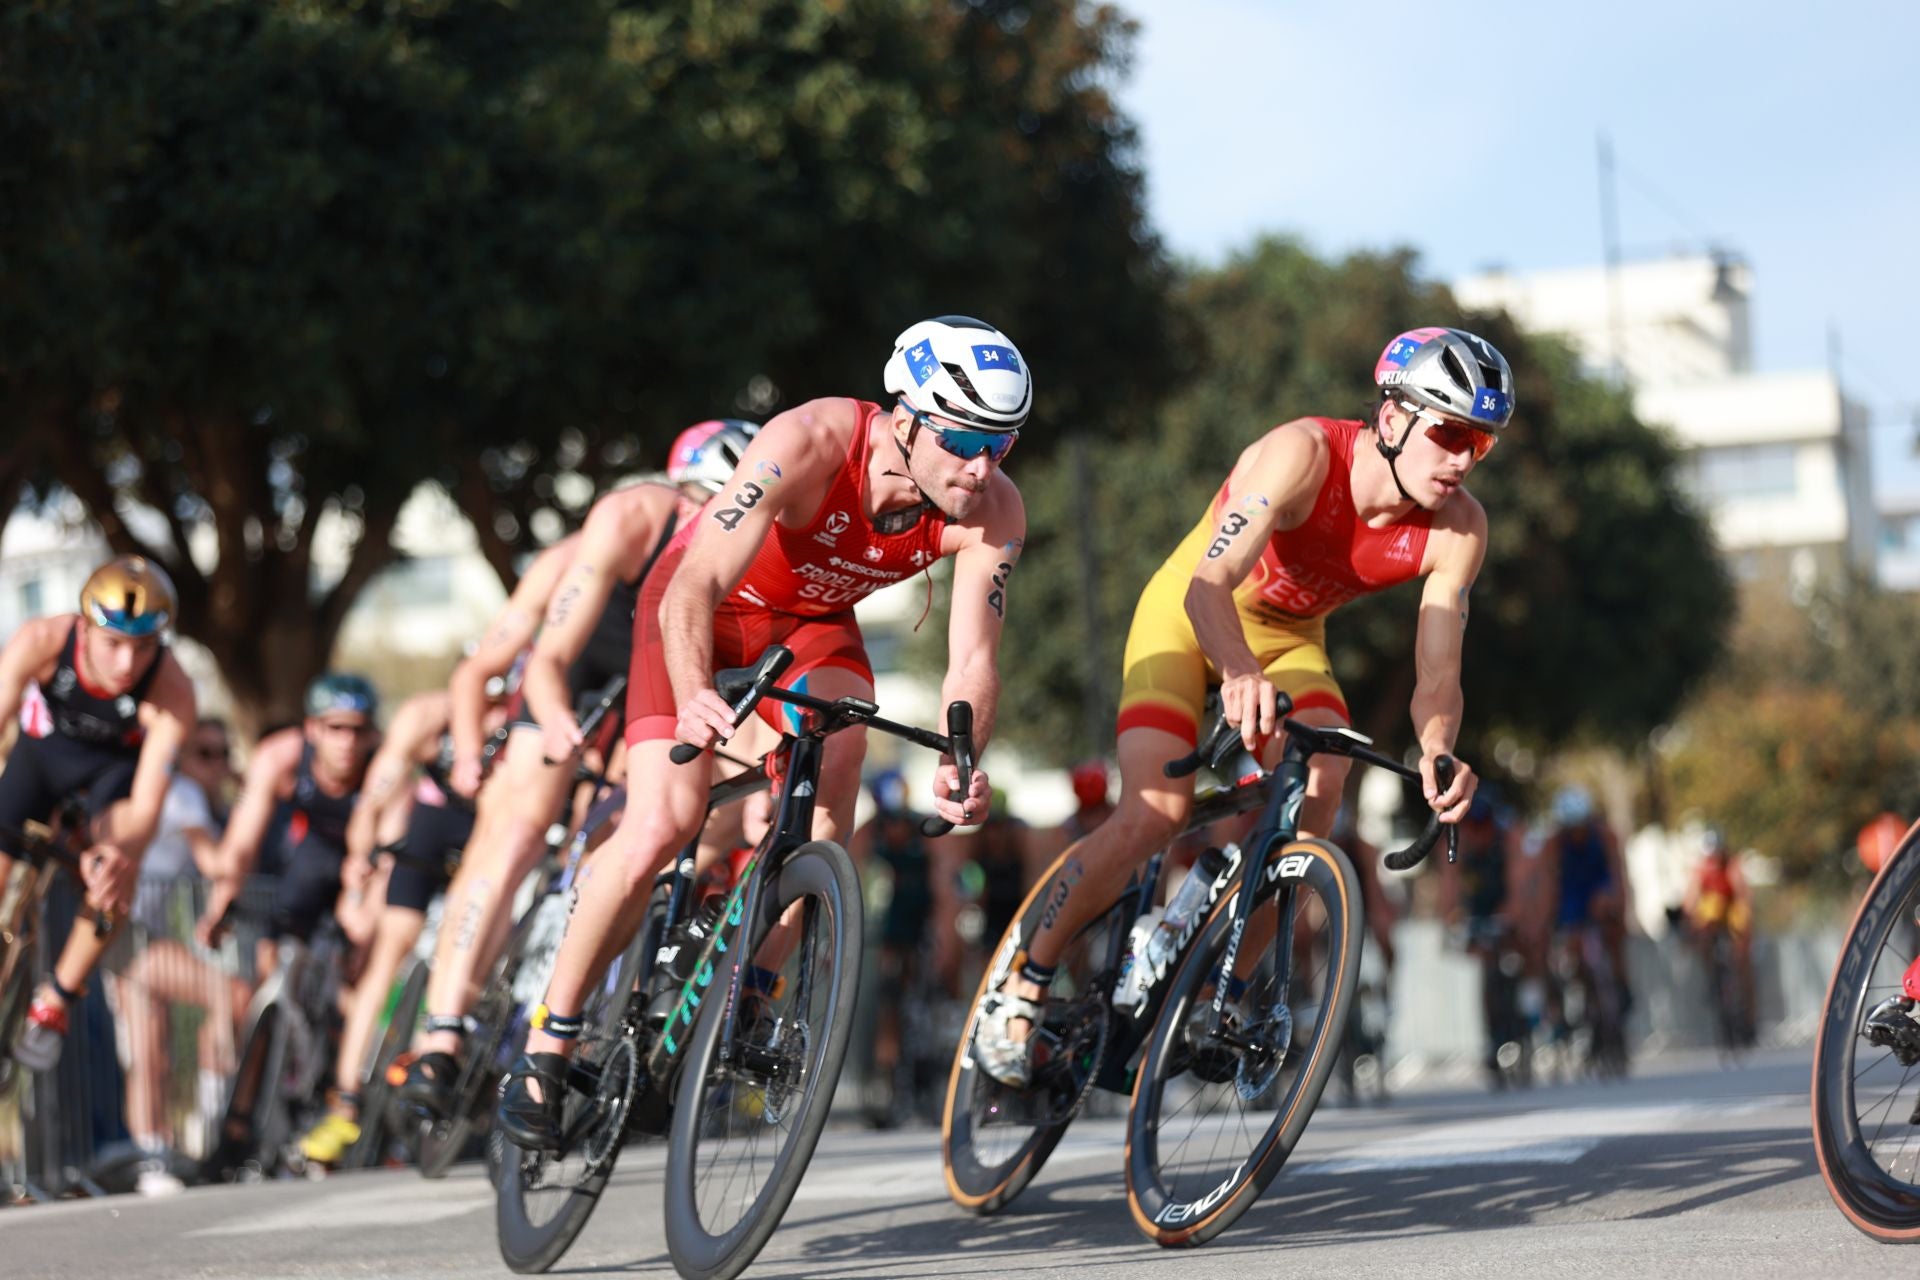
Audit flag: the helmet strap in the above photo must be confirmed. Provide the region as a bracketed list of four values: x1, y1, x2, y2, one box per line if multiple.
[1372, 400, 1421, 505]
[879, 415, 936, 530]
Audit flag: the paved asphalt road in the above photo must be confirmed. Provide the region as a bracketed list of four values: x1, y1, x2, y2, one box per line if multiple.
[0, 1048, 1902, 1279]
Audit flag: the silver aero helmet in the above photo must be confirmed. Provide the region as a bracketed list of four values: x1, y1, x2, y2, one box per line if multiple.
[882, 315, 1032, 429]
[666, 419, 761, 495]
[1373, 327, 1516, 431]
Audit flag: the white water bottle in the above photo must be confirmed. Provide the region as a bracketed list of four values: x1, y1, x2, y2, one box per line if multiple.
[1113, 908, 1164, 1008]
[1142, 845, 1235, 981]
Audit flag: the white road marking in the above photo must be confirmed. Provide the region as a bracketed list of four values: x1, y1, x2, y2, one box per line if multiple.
[1289, 1096, 1801, 1175]
[184, 1177, 494, 1237]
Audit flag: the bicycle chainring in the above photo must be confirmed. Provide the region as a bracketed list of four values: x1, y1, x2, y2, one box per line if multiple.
[582, 1037, 639, 1172]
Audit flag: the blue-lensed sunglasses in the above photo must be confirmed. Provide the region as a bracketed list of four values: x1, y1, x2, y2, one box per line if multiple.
[85, 603, 168, 638]
[900, 402, 1018, 465]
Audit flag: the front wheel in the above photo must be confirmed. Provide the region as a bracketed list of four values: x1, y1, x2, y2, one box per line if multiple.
[1126, 837, 1362, 1247]
[663, 840, 862, 1280]
[211, 998, 293, 1179]
[348, 959, 429, 1169]
[1814, 826, 1920, 1241]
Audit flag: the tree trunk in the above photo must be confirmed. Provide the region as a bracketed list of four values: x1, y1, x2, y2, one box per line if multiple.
[454, 453, 522, 592]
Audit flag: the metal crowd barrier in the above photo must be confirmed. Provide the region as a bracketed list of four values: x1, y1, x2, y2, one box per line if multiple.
[1, 874, 277, 1202]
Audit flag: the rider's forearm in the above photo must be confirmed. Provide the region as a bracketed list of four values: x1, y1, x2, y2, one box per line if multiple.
[447, 657, 492, 765]
[939, 655, 1000, 756]
[1410, 677, 1464, 758]
[661, 577, 722, 707]
[1184, 581, 1261, 680]
[521, 651, 574, 732]
[345, 802, 379, 870]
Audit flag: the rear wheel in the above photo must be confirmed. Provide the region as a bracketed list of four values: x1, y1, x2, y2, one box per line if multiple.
[1125, 838, 1362, 1247]
[1814, 828, 1920, 1242]
[663, 841, 862, 1280]
[941, 853, 1117, 1215]
[494, 930, 648, 1273]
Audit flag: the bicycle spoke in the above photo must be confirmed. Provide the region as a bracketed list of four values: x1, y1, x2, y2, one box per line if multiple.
[689, 879, 836, 1238]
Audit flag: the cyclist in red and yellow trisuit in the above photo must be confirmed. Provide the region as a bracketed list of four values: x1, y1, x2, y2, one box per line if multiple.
[1684, 826, 1755, 1039]
[974, 327, 1513, 1087]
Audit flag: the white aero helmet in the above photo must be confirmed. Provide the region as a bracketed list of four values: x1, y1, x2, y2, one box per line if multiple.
[882, 315, 1032, 430]
[666, 419, 760, 494]
[1374, 327, 1516, 431]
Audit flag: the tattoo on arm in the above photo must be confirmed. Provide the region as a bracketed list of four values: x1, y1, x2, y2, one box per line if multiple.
[546, 583, 584, 629]
[481, 608, 529, 650]
[367, 762, 403, 804]
[711, 479, 768, 532]
[987, 560, 1014, 619]
[1457, 586, 1470, 627]
[1205, 496, 1267, 560]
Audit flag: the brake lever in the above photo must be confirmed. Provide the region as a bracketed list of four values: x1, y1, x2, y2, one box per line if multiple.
[670, 648, 795, 765]
[923, 702, 974, 838]
[1382, 754, 1457, 872]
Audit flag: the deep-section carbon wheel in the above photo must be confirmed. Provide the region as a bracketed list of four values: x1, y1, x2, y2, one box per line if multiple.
[1126, 838, 1362, 1247]
[663, 840, 862, 1280]
[1814, 828, 1920, 1242]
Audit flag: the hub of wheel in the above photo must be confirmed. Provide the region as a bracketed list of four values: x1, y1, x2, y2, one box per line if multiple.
[1234, 1003, 1293, 1100]
[757, 1018, 809, 1125]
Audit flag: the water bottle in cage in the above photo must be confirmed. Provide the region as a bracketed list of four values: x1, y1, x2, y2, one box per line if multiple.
[1113, 909, 1164, 1009]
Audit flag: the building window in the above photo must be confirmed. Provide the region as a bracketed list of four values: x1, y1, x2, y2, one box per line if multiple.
[19, 577, 43, 618]
[1690, 444, 1796, 502]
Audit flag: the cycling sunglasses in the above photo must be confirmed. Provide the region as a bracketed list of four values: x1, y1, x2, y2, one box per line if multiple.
[1400, 400, 1497, 462]
[900, 402, 1018, 465]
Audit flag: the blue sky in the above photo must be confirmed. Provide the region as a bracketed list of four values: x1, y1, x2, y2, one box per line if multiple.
[1113, 0, 1919, 492]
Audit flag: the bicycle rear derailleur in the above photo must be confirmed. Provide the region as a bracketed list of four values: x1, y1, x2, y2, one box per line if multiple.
[1862, 996, 1920, 1068]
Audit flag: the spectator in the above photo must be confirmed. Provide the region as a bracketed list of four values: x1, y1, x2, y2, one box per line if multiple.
[114, 716, 236, 1195]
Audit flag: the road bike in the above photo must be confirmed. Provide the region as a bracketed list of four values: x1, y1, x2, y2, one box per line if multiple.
[0, 805, 112, 1095]
[496, 644, 975, 1280]
[404, 678, 626, 1179]
[1814, 817, 1920, 1242]
[942, 692, 1453, 1246]
[201, 913, 349, 1181]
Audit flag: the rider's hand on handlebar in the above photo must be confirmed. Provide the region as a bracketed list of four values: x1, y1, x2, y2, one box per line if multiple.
[195, 882, 236, 949]
[450, 753, 484, 800]
[540, 714, 585, 766]
[1422, 753, 1477, 823]
[931, 761, 989, 827]
[675, 688, 739, 753]
[1220, 670, 1278, 753]
[82, 846, 138, 916]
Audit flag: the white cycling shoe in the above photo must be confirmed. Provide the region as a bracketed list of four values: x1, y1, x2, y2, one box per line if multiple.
[972, 989, 1043, 1089]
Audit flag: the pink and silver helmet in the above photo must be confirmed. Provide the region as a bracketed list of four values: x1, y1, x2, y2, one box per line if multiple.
[666, 419, 760, 495]
[1373, 327, 1516, 431]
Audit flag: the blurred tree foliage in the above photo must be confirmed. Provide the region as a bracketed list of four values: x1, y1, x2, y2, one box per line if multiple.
[974, 238, 1732, 764]
[1659, 576, 1920, 887]
[0, 0, 1175, 729]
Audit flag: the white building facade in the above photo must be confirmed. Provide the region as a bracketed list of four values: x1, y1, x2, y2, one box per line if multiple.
[1454, 254, 1876, 584]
